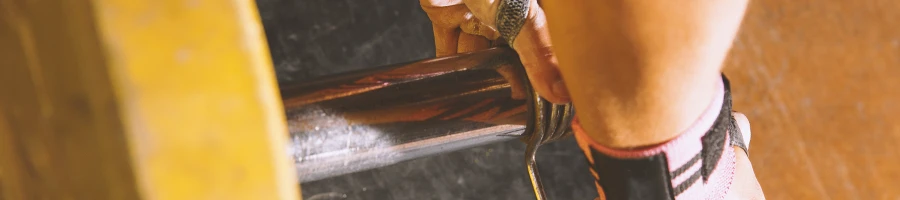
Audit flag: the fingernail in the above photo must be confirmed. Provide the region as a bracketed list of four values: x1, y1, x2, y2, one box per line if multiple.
[551, 80, 570, 100]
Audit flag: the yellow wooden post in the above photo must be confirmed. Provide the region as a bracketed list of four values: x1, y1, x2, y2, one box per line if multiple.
[0, 0, 300, 199]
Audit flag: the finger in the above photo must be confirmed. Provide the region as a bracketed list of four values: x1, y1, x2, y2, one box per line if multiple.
[459, 14, 500, 40]
[421, 4, 470, 29]
[518, 46, 569, 103]
[504, 2, 570, 103]
[495, 65, 528, 100]
[514, 7, 570, 103]
[457, 33, 491, 53]
[462, 0, 500, 27]
[422, 4, 471, 57]
[432, 25, 461, 57]
[420, 0, 464, 7]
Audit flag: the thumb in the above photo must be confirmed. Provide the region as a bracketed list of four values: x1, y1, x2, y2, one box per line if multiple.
[511, 2, 570, 103]
[462, 0, 570, 103]
[517, 45, 569, 104]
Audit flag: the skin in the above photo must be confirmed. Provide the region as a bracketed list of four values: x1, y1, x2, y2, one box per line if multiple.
[540, 0, 747, 148]
[420, 0, 764, 198]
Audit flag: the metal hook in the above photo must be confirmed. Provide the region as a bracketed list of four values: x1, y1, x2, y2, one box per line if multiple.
[523, 91, 574, 200]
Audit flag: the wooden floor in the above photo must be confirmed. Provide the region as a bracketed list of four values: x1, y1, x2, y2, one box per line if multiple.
[725, 0, 900, 199]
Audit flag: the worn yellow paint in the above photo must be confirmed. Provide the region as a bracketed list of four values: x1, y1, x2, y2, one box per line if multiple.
[0, 0, 300, 199]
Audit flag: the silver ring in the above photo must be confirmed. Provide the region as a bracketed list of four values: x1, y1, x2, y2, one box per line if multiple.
[496, 0, 530, 47]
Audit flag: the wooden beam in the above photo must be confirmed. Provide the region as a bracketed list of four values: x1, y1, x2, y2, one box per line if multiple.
[0, 0, 300, 199]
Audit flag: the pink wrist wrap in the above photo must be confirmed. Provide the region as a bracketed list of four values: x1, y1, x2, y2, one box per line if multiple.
[573, 77, 742, 200]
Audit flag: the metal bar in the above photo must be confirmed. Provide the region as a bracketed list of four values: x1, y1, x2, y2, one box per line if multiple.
[281, 48, 534, 182]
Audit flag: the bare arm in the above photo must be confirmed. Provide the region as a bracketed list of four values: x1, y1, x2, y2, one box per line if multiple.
[420, 0, 763, 198]
[541, 0, 749, 148]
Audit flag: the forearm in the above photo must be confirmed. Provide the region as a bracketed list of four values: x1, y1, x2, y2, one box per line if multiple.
[542, 0, 748, 148]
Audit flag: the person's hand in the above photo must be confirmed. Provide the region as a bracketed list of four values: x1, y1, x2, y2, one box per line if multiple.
[420, 0, 570, 103]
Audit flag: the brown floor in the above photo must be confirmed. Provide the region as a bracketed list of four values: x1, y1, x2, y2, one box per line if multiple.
[724, 0, 900, 199]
